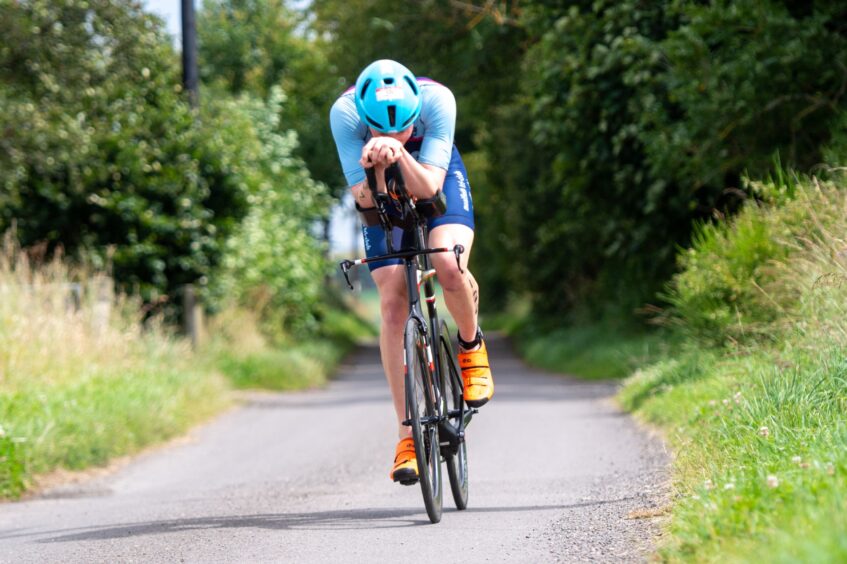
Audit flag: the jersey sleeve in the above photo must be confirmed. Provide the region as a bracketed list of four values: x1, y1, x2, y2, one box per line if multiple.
[329, 95, 367, 187]
[417, 84, 456, 171]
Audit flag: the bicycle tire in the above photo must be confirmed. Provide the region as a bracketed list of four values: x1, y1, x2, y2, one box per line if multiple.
[437, 320, 469, 510]
[404, 317, 443, 524]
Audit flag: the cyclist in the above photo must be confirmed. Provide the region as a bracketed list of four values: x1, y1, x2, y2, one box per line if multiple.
[330, 60, 493, 484]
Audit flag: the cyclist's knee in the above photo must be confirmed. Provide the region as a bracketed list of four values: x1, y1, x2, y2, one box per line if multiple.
[373, 268, 407, 329]
[379, 292, 407, 328]
[431, 253, 465, 292]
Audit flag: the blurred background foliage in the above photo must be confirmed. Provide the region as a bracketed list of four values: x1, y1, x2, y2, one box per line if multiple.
[308, 0, 847, 323]
[1, 0, 847, 336]
[0, 0, 249, 306]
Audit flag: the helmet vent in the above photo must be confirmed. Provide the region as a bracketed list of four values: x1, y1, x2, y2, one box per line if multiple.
[387, 105, 396, 128]
[404, 76, 418, 95]
[384, 77, 395, 85]
[365, 115, 384, 130]
[401, 114, 415, 128]
[359, 79, 372, 99]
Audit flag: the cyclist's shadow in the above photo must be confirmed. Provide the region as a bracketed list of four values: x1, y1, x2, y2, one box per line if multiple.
[28, 500, 634, 543]
[29, 507, 427, 543]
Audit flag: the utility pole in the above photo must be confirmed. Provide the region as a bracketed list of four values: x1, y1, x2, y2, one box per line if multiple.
[181, 0, 199, 108]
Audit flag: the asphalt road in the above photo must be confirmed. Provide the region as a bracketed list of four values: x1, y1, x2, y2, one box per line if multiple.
[0, 336, 667, 563]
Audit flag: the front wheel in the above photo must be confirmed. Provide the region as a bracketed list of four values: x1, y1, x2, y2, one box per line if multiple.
[438, 320, 469, 510]
[404, 318, 443, 524]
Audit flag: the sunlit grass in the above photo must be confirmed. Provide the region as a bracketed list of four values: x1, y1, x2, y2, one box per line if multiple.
[618, 179, 847, 561]
[202, 301, 373, 391]
[515, 322, 673, 380]
[0, 234, 228, 498]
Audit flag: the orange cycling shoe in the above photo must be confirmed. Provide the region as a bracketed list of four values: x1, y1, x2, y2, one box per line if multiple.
[390, 437, 419, 485]
[458, 329, 494, 408]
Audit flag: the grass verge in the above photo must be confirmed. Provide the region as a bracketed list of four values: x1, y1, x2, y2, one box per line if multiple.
[619, 342, 847, 562]
[511, 177, 847, 561]
[204, 303, 374, 391]
[0, 236, 231, 499]
[0, 236, 372, 500]
[507, 316, 673, 380]
[212, 340, 356, 391]
[0, 356, 229, 499]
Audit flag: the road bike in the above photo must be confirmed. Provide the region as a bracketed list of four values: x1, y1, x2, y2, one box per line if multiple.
[339, 163, 477, 524]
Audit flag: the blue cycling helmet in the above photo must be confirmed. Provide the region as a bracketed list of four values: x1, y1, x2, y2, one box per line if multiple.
[354, 59, 422, 133]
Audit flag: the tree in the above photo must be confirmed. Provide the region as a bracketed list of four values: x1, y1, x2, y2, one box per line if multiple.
[208, 88, 331, 337]
[0, 0, 249, 302]
[481, 0, 847, 318]
[483, 0, 685, 315]
[197, 0, 346, 191]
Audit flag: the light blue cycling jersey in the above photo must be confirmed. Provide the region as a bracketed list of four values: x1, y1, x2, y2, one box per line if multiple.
[329, 78, 456, 187]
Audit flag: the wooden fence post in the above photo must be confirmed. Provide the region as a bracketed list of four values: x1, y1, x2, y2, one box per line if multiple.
[182, 284, 203, 349]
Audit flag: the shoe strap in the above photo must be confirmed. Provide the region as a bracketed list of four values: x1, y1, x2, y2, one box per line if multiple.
[394, 438, 415, 464]
[466, 375, 491, 386]
[459, 349, 489, 370]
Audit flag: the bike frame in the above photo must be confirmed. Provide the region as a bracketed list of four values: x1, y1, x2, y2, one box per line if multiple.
[339, 163, 472, 451]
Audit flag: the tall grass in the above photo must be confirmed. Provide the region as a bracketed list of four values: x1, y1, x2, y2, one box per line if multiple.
[202, 298, 374, 391]
[0, 234, 228, 498]
[620, 177, 847, 561]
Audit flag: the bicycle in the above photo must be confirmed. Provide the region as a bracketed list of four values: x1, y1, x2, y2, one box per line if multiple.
[339, 163, 477, 524]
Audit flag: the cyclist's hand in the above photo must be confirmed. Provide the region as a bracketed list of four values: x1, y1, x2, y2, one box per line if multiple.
[360, 137, 404, 168]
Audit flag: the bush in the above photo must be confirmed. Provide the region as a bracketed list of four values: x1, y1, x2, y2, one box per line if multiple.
[207, 88, 331, 338]
[666, 176, 846, 345]
[0, 0, 249, 303]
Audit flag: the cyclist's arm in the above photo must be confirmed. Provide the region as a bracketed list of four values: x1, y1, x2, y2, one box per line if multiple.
[412, 82, 456, 196]
[330, 95, 378, 207]
[396, 153, 446, 200]
[359, 138, 445, 200]
[402, 82, 455, 199]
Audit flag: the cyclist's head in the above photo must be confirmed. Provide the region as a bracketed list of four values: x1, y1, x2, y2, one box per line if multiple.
[354, 59, 421, 134]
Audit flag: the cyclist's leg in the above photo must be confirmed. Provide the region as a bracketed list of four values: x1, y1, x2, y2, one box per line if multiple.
[427, 145, 479, 345]
[428, 224, 478, 342]
[363, 224, 411, 439]
[427, 146, 493, 407]
[372, 265, 409, 438]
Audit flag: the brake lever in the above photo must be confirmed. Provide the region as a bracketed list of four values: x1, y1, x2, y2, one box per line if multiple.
[453, 244, 465, 274]
[339, 260, 355, 290]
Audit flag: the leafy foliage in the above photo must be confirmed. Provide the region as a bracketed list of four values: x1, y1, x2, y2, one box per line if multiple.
[484, 0, 686, 315]
[481, 0, 847, 318]
[0, 0, 248, 302]
[197, 0, 346, 190]
[642, 0, 847, 199]
[208, 88, 331, 337]
[667, 175, 846, 345]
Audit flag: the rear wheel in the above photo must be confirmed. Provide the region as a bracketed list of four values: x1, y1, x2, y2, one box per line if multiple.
[404, 318, 443, 524]
[438, 320, 469, 510]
